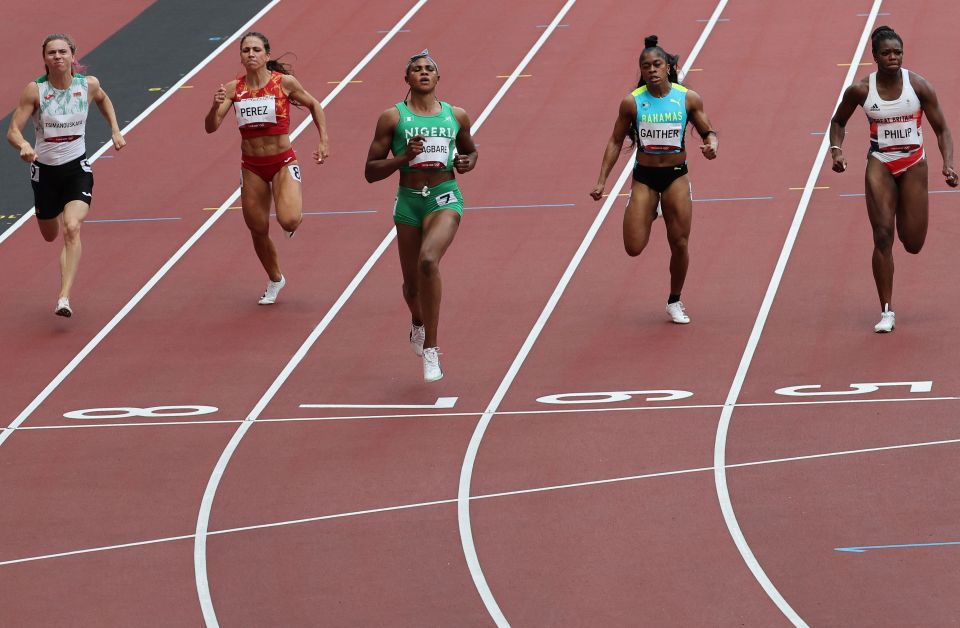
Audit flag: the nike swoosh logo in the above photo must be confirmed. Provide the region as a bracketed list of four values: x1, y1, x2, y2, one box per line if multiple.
[81, 192, 91, 197]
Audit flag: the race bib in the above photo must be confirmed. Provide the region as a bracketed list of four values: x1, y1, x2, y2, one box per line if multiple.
[409, 136, 451, 169]
[877, 119, 921, 151]
[637, 122, 684, 151]
[235, 97, 277, 127]
[435, 191, 458, 206]
[41, 111, 86, 141]
[30, 163, 39, 182]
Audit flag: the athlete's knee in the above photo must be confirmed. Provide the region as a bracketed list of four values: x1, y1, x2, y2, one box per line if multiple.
[624, 241, 647, 257]
[418, 253, 440, 277]
[667, 234, 689, 256]
[62, 220, 82, 244]
[278, 214, 302, 233]
[901, 234, 925, 254]
[872, 227, 894, 250]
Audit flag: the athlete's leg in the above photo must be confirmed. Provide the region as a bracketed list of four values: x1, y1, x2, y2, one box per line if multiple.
[659, 175, 693, 296]
[396, 223, 424, 326]
[864, 157, 899, 309]
[241, 168, 281, 281]
[894, 159, 929, 254]
[417, 209, 461, 349]
[623, 180, 659, 256]
[271, 161, 304, 235]
[36, 217, 59, 242]
[58, 200, 89, 300]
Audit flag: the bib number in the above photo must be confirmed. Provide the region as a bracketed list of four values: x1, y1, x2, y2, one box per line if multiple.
[30, 163, 39, 182]
[637, 122, 684, 151]
[235, 96, 277, 127]
[435, 191, 457, 207]
[877, 119, 921, 151]
[288, 164, 301, 182]
[409, 136, 450, 169]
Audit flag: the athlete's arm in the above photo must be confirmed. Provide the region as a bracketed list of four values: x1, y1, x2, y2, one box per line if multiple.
[364, 107, 420, 183]
[590, 94, 635, 200]
[88, 76, 126, 151]
[829, 80, 868, 173]
[282, 74, 329, 164]
[205, 80, 236, 134]
[452, 107, 477, 174]
[686, 89, 717, 160]
[912, 72, 958, 187]
[6, 82, 40, 163]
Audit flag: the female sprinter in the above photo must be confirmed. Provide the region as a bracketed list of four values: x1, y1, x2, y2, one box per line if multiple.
[364, 50, 478, 382]
[205, 31, 329, 305]
[830, 25, 957, 333]
[6, 33, 125, 317]
[590, 35, 717, 324]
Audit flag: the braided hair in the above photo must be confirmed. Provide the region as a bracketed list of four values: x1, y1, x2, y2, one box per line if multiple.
[870, 25, 903, 53]
[629, 35, 681, 146]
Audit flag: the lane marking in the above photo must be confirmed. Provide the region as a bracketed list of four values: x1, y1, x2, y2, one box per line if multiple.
[497, 74, 532, 78]
[456, 4, 727, 627]
[86, 217, 182, 223]
[836, 62, 872, 67]
[189, 2, 576, 626]
[789, 186, 829, 190]
[0, 1, 283, 246]
[712, 4, 883, 627]
[7, 434, 958, 568]
[11, 393, 960, 431]
[836, 541, 960, 553]
[327, 80, 363, 84]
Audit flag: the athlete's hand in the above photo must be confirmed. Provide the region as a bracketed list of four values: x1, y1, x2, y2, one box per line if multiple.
[314, 139, 329, 164]
[18, 143, 37, 163]
[944, 166, 959, 188]
[212, 84, 227, 106]
[405, 135, 425, 161]
[831, 151, 847, 173]
[453, 152, 475, 174]
[700, 141, 717, 160]
[112, 131, 126, 152]
[589, 183, 605, 201]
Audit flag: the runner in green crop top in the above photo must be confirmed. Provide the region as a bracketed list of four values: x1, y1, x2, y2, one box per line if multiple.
[365, 50, 478, 382]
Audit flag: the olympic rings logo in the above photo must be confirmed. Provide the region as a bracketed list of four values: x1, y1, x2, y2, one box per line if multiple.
[63, 406, 219, 420]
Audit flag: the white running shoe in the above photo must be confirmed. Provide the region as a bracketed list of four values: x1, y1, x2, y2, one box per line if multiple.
[258, 274, 286, 305]
[409, 323, 425, 356]
[423, 347, 443, 382]
[666, 301, 690, 324]
[283, 228, 296, 239]
[55, 297, 72, 317]
[874, 309, 895, 333]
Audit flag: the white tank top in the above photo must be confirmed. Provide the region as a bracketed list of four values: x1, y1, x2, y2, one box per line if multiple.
[864, 68, 923, 152]
[32, 74, 89, 165]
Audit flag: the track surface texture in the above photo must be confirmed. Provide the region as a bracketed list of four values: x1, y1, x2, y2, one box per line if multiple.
[2, 1, 959, 626]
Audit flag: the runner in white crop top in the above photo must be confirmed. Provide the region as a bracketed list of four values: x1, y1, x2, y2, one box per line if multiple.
[829, 25, 957, 333]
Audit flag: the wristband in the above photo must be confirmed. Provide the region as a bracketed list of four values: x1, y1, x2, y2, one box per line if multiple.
[829, 145, 842, 151]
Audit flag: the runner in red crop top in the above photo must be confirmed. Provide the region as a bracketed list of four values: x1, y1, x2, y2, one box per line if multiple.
[205, 31, 329, 305]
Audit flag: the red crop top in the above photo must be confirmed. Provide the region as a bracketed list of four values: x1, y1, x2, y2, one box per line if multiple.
[233, 71, 291, 139]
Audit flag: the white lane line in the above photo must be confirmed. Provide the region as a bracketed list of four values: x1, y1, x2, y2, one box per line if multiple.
[0, 1, 282, 246]
[712, 3, 883, 627]
[8, 433, 957, 569]
[191, 3, 580, 625]
[456, 3, 728, 626]
[13, 394, 960, 433]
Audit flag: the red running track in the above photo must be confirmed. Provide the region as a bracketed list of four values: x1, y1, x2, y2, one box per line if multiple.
[3, 0, 960, 626]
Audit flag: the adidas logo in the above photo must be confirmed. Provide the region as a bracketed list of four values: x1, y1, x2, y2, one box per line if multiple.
[870, 103, 880, 111]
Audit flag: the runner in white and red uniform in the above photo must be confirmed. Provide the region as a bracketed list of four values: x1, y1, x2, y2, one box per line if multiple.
[205, 31, 329, 305]
[6, 33, 126, 318]
[830, 25, 958, 333]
